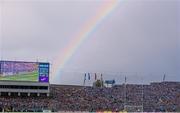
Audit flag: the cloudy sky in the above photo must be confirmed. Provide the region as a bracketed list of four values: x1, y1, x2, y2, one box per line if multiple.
[0, 0, 179, 85]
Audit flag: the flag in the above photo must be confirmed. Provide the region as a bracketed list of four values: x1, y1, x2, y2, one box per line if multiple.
[88, 73, 90, 80]
[84, 73, 86, 80]
[83, 73, 86, 86]
[125, 76, 127, 83]
[101, 73, 103, 87]
[101, 73, 103, 80]
[95, 73, 97, 80]
[163, 74, 166, 82]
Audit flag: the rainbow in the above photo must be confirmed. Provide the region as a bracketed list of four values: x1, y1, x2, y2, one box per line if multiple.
[52, 1, 120, 81]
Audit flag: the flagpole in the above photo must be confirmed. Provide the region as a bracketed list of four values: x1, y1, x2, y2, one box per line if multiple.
[0, 0, 4, 61]
[124, 76, 127, 111]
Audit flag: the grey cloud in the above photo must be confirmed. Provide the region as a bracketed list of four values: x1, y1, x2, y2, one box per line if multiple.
[0, 0, 179, 84]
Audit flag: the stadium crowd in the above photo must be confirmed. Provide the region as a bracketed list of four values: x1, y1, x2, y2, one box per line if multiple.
[0, 81, 179, 112]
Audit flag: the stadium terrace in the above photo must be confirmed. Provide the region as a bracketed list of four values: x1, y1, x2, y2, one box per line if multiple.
[0, 60, 180, 112]
[0, 81, 179, 112]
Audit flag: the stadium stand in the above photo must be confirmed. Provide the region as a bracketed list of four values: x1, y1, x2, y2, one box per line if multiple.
[0, 81, 179, 112]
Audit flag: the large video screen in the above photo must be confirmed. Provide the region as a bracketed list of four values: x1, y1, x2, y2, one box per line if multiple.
[0, 61, 49, 83]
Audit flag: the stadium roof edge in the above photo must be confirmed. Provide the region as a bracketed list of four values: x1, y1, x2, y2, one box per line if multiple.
[50, 84, 86, 88]
[0, 60, 49, 63]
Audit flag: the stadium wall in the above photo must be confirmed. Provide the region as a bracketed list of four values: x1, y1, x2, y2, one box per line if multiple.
[0, 81, 50, 96]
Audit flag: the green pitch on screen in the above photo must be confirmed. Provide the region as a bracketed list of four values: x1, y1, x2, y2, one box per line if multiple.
[0, 71, 38, 82]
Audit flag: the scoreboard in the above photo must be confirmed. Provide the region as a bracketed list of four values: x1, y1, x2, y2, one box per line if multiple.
[0, 61, 49, 83]
[39, 63, 49, 82]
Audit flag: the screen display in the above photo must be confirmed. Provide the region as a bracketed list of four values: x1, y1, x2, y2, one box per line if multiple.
[0, 61, 49, 82]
